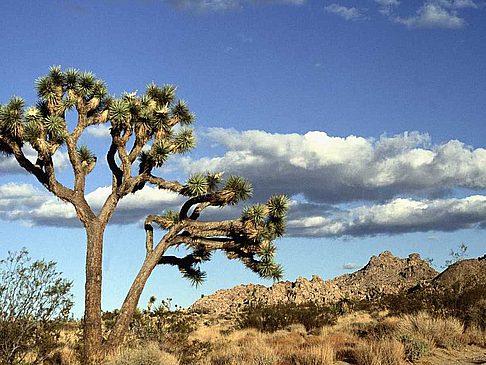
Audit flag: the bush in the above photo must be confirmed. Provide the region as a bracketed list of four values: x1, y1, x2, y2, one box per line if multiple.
[105, 342, 178, 365]
[398, 335, 429, 362]
[103, 298, 207, 365]
[238, 301, 338, 333]
[379, 283, 486, 330]
[0, 249, 73, 365]
[354, 321, 398, 341]
[397, 312, 464, 349]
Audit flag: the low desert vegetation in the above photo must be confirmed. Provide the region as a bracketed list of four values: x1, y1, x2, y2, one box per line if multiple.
[3, 251, 486, 365]
[45, 307, 486, 365]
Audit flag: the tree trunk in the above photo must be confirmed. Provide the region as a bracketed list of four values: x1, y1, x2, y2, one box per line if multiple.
[83, 221, 105, 365]
[104, 252, 161, 355]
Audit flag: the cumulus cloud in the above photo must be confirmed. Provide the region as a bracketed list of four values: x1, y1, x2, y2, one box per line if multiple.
[374, 0, 479, 29]
[165, 0, 305, 12]
[0, 145, 69, 174]
[175, 129, 486, 204]
[394, 2, 466, 28]
[324, 4, 365, 20]
[0, 183, 184, 227]
[2, 127, 486, 238]
[287, 195, 486, 237]
[86, 125, 111, 138]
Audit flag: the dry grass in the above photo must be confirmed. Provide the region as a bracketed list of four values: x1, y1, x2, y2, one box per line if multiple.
[50, 346, 81, 365]
[104, 342, 179, 365]
[464, 324, 486, 347]
[49, 310, 486, 365]
[397, 312, 465, 349]
[353, 339, 406, 365]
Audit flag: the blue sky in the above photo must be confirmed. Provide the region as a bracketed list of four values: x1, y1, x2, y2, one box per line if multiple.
[0, 0, 485, 316]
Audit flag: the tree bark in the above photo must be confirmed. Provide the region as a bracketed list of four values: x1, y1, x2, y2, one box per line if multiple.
[104, 251, 162, 355]
[83, 221, 105, 365]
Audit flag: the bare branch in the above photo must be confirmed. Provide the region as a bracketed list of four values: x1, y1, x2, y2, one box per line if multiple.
[145, 175, 184, 193]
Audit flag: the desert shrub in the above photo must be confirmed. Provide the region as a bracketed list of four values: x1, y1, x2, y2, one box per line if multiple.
[352, 339, 406, 365]
[397, 312, 464, 349]
[354, 321, 398, 341]
[398, 335, 429, 362]
[104, 342, 178, 365]
[0, 249, 73, 365]
[103, 298, 204, 364]
[464, 324, 486, 347]
[204, 332, 277, 365]
[379, 283, 486, 330]
[238, 301, 338, 333]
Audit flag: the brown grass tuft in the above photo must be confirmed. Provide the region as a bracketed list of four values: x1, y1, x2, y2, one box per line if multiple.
[104, 342, 179, 365]
[353, 339, 406, 365]
[397, 312, 465, 349]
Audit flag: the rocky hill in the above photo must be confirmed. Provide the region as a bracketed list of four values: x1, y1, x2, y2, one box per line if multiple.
[430, 255, 486, 292]
[191, 251, 437, 317]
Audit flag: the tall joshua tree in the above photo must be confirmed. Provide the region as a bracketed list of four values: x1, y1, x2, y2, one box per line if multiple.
[0, 67, 288, 364]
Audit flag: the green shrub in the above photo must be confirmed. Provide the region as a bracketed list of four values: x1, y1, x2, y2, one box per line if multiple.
[399, 335, 429, 362]
[238, 301, 338, 333]
[0, 249, 73, 365]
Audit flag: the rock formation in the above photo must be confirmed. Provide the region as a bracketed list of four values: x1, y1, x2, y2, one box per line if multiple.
[191, 251, 438, 317]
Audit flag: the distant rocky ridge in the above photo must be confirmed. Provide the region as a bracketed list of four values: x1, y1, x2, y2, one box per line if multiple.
[414, 255, 486, 296]
[191, 251, 438, 317]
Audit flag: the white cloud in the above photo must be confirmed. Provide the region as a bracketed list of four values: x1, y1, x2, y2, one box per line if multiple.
[0, 183, 184, 227]
[395, 2, 466, 28]
[375, 0, 400, 5]
[376, 0, 479, 29]
[176, 129, 486, 204]
[86, 125, 111, 138]
[165, 0, 305, 12]
[287, 195, 486, 237]
[342, 262, 359, 270]
[2, 128, 486, 238]
[375, 0, 400, 15]
[325, 4, 365, 20]
[436, 0, 478, 9]
[0, 145, 69, 174]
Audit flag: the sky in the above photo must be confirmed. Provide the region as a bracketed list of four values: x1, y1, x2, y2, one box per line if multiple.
[0, 0, 485, 317]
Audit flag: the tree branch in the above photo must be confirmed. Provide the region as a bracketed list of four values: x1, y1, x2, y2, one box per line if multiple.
[145, 175, 183, 193]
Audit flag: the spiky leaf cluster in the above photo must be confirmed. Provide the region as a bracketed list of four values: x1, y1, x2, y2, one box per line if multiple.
[1, 67, 112, 160]
[181, 247, 212, 286]
[77, 145, 96, 163]
[182, 174, 209, 197]
[149, 140, 172, 167]
[0, 97, 24, 140]
[157, 210, 180, 229]
[43, 115, 67, 142]
[214, 195, 289, 281]
[109, 84, 195, 135]
[36, 66, 107, 106]
[241, 195, 288, 240]
[220, 176, 253, 205]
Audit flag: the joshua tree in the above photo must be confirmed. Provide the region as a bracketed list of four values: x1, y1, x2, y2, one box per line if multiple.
[0, 67, 288, 364]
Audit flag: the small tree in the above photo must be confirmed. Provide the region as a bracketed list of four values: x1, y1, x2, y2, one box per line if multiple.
[0, 249, 73, 365]
[0, 67, 288, 364]
[444, 243, 469, 267]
